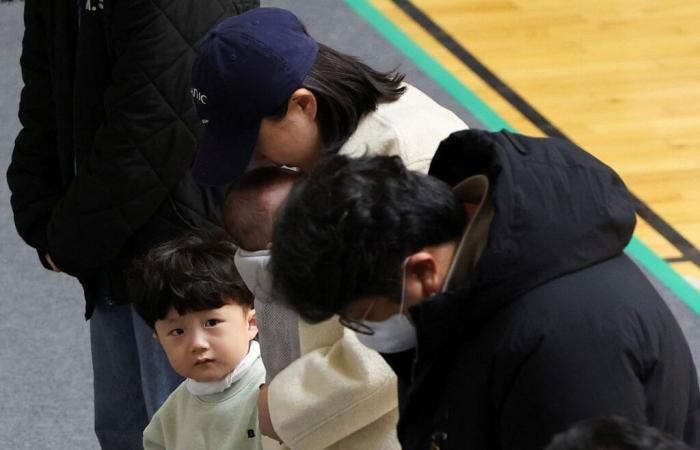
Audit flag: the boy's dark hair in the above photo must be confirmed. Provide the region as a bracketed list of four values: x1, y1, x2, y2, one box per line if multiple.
[272, 43, 406, 154]
[270, 155, 466, 323]
[224, 166, 301, 251]
[131, 233, 253, 329]
[546, 416, 692, 450]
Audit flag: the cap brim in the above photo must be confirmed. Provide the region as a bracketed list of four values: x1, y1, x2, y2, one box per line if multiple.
[192, 125, 259, 186]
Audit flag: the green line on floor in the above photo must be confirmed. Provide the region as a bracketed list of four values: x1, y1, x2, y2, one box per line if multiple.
[345, 0, 513, 132]
[626, 239, 700, 315]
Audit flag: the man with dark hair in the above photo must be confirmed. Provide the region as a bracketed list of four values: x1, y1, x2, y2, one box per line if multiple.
[270, 130, 700, 450]
[546, 416, 693, 450]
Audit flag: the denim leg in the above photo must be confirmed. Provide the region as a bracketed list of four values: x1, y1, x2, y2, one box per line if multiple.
[90, 300, 148, 450]
[130, 307, 183, 417]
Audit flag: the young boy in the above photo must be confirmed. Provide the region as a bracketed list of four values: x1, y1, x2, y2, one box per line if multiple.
[132, 234, 265, 450]
[225, 166, 400, 449]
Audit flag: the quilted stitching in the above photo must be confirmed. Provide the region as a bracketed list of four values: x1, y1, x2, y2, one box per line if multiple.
[116, 0, 244, 167]
[48, 0, 259, 273]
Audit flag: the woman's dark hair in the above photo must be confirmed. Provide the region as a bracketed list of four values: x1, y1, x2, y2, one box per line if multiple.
[271, 155, 466, 323]
[131, 233, 253, 329]
[273, 43, 406, 154]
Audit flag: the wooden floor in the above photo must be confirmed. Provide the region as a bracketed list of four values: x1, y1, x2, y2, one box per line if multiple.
[371, 0, 700, 282]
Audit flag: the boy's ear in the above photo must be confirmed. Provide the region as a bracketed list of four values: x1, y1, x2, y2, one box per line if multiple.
[288, 88, 317, 121]
[247, 308, 259, 339]
[152, 331, 160, 342]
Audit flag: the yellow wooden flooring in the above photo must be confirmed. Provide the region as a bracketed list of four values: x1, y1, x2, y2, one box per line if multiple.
[371, 0, 700, 281]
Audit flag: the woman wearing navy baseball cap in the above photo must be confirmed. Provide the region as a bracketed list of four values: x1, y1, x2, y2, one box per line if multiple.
[190, 7, 467, 185]
[190, 7, 467, 450]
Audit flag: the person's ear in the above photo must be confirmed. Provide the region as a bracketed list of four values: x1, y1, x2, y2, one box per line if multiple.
[152, 331, 160, 343]
[404, 252, 441, 304]
[288, 88, 317, 122]
[247, 308, 259, 340]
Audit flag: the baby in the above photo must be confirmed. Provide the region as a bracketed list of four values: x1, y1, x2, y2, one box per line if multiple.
[224, 166, 302, 381]
[132, 234, 265, 450]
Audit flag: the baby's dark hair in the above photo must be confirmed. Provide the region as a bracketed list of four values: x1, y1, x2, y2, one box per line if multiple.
[131, 233, 253, 329]
[224, 166, 301, 251]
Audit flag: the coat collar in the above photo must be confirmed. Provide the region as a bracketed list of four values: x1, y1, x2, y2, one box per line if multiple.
[401, 175, 494, 381]
[443, 174, 493, 293]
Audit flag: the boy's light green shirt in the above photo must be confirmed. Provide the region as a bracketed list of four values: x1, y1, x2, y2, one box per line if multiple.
[143, 355, 265, 450]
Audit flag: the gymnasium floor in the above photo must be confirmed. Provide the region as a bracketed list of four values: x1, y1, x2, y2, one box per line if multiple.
[0, 1, 698, 448]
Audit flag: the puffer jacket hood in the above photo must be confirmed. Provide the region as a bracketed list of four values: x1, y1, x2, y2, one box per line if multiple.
[430, 129, 636, 308]
[396, 129, 638, 383]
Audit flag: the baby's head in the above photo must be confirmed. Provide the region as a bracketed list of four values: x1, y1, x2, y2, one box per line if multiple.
[132, 234, 257, 382]
[224, 166, 301, 251]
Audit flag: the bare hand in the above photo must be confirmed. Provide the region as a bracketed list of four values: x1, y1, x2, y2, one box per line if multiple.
[258, 384, 280, 441]
[45, 253, 61, 272]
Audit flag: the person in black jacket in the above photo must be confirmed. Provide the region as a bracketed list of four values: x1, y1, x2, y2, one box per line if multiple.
[269, 130, 700, 450]
[6, 0, 257, 448]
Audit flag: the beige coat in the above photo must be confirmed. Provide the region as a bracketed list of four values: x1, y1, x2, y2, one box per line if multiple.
[267, 320, 400, 450]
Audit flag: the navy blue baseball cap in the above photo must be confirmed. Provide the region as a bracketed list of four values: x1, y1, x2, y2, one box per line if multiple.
[191, 8, 319, 185]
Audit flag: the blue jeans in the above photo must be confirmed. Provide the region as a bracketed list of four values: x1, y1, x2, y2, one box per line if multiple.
[90, 298, 182, 449]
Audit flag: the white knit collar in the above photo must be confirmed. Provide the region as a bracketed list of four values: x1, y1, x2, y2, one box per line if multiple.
[185, 341, 260, 396]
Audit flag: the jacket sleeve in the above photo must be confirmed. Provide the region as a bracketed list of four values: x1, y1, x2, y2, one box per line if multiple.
[267, 319, 399, 450]
[46, 0, 208, 275]
[7, 0, 64, 269]
[495, 329, 648, 450]
[142, 415, 166, 450]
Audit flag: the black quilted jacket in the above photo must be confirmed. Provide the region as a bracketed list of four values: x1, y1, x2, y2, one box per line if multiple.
[7, 0, 258, 317]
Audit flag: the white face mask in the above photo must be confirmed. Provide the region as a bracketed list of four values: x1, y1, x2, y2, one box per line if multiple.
[233, 249, 275, 303]
[355, 260, 417, 354]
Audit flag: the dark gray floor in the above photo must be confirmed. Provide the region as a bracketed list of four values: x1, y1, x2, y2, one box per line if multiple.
[0, 2, 98, 449]
[0, 1, 698, 449]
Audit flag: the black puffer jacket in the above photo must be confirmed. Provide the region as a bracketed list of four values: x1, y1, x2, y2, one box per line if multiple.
[388, 130, 700, 449]
[7, 0, 258, 317]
